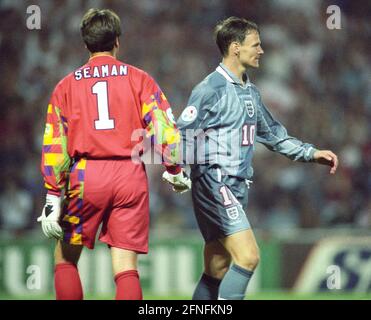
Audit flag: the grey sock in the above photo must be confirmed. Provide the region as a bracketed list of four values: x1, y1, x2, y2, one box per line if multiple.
[192, 273, 222, 300]
[218, 264, 253, 300]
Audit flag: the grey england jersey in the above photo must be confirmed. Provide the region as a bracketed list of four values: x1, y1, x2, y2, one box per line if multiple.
[177, 63, 317, 180]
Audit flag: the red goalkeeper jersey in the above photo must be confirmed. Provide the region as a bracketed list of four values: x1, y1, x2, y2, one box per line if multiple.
[41, 54, 180, 195]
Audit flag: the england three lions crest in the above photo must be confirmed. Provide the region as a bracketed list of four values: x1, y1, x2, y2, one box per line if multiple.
[245, 100, 255, 118]
[226, 206, 239, 220]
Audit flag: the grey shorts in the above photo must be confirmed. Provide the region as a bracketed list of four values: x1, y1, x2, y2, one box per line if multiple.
[191, 167, 251, 242]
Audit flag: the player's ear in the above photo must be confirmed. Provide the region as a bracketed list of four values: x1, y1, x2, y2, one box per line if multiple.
[114, 37, 120, 48]
[231, 41, 240, 57]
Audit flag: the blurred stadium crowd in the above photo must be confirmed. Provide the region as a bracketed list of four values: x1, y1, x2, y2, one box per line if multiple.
[0, 0, 370, 237]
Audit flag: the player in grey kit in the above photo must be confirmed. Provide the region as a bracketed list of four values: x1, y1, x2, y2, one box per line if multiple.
[177, 17, 338, 300]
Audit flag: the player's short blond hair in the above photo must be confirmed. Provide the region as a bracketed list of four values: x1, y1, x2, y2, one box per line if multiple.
[215, 17, 259, 57]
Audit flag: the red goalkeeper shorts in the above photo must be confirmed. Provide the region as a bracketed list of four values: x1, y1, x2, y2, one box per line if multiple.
[60, 158, 149, 253]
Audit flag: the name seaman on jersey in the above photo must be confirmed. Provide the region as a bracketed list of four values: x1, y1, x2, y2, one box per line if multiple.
[74, 64, 128, 80]
[138, 303, 233, 317]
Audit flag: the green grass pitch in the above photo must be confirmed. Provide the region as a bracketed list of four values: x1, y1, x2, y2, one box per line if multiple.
[1, 292, 370, 300]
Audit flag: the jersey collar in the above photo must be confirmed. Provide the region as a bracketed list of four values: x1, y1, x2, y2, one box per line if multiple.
[88, 54, 117, 62]
[216, 63, 251, 88]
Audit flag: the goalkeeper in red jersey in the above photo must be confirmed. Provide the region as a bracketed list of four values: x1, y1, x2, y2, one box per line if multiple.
[38, 8, 190, 300]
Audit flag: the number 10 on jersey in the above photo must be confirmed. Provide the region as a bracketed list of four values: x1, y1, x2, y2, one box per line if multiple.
[242, 124, 255, 146]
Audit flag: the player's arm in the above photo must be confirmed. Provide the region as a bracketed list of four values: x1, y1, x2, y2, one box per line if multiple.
[255, 88, 338, 173]
[141, 76, 181, 172]
[40, 86, 71, 195]
[38, 84, 71, 239]
[176, 87, 219, 165]
[141, 76, 190, 192]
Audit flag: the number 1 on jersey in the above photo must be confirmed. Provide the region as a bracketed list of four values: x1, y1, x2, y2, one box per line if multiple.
[92, 81, 115, 130]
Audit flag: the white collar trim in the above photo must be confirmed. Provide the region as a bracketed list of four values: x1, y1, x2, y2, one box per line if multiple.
[216, 66, 234, 83]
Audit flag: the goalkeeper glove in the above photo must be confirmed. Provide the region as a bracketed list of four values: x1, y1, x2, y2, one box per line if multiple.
[162, 169, 191, 194]
[37, 194, 63, 240]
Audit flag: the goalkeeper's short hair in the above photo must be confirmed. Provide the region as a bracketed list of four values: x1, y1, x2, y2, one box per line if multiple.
[80, 8, 121, 53]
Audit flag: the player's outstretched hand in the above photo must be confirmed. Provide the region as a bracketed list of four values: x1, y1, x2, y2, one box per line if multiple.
[162, 170, 191, 194]
[313, 150, 339, 175]
[37, 194, 63, 240]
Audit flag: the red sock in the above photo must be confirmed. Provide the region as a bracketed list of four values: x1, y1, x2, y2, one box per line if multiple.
[114, 270, 142, 300]
[54, 262, 83, 300]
